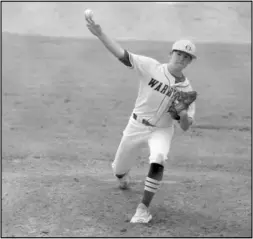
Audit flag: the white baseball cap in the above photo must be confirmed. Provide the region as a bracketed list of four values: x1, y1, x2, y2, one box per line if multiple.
[172, 39, 197, 59]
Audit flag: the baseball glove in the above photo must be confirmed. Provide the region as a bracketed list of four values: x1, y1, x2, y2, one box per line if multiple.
[168, 90, 197, 120]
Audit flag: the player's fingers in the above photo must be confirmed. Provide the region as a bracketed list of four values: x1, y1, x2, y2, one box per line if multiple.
[86, 17, 95, 25]
[85, 15, 91, 23]
[85, 19, 92, 25]
[89, 18, 95, 24]
[85, 14, 92, 23]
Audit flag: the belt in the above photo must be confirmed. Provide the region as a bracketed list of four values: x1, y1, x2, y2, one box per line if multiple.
[133, 113, 155, 127]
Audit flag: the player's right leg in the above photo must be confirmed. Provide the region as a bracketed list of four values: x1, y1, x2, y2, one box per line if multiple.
[112, 117, 149, 189]
[112, 135, 138, 189]
[112, 134, 146, 189]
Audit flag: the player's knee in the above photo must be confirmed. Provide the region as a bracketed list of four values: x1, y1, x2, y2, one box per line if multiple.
[111, 161, 126, 177]
[149, 153, 167, 166]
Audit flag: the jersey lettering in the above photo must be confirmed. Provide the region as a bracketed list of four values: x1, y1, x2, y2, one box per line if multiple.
[148, 78, 159, 87]
[166, 88, 173, 97]
[148, 78, 173, 97]
[154, 82, 163, 92]
[160, 85, 168, 94]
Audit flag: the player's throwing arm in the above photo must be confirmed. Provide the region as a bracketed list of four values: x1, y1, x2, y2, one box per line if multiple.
[84, 9, 125, 59]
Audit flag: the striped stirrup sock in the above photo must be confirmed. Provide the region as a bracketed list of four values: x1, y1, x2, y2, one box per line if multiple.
[144, 177, 160, 193]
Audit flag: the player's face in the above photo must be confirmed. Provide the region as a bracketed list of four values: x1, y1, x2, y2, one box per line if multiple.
[170, 50, 192, 70]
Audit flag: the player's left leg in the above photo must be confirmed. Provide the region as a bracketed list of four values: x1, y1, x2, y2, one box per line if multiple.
[130, 126, 174, 223]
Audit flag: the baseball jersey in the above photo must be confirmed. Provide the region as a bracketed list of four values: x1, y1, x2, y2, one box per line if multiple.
[119, 50, 196, 128]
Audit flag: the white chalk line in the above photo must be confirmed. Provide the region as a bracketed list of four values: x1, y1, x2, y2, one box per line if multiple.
[103, 178, 177, 184]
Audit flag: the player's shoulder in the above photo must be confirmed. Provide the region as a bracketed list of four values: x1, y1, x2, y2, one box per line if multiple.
[137, 53, 162, 72]
[130, 52, 160, 65]
[156, 63, 169, 74]
[148, 62, 167, 77]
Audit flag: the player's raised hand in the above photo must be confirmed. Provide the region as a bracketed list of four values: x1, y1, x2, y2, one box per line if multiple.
[84, 9, 103, 37]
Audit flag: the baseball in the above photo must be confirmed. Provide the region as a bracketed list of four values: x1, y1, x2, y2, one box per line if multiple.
[84, 9, 94, 20]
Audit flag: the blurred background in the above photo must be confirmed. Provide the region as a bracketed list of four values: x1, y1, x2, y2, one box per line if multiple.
[2, 1, 251, 42]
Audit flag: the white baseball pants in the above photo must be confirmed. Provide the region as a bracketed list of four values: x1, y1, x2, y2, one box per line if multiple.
[112, 116, 174, 176]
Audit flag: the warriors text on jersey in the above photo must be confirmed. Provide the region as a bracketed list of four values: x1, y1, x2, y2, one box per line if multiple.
[119, 50, 195, 128]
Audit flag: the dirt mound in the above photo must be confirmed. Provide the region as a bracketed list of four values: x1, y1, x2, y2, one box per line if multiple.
[2, 2, 251, 42]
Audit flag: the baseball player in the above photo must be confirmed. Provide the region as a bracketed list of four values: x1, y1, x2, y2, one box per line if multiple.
[85, 12, 197, 223]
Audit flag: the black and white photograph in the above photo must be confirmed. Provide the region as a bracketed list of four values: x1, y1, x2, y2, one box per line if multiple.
[2, 1, 252, 237]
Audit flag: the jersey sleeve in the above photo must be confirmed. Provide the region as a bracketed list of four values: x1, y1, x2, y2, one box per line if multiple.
[119, 50, 159, 77]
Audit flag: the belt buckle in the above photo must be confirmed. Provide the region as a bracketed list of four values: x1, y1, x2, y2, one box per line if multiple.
[142, 119, 154, 127]
[133, 113, 154, 127]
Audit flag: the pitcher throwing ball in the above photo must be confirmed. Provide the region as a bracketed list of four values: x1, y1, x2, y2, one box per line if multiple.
[85, 9, 198, 223]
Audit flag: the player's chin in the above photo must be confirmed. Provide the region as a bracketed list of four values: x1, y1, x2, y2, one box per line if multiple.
[175, 64, 186, 71]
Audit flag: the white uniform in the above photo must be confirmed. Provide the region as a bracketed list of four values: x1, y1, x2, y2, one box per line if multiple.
[112, 52, 196, 176]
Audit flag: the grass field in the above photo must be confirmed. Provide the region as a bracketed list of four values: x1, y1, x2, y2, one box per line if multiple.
[2, 32, 252, 237]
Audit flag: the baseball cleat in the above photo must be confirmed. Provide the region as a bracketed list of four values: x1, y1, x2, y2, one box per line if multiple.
[130, 203, 152, 223]
[118, 172, 130, 190]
